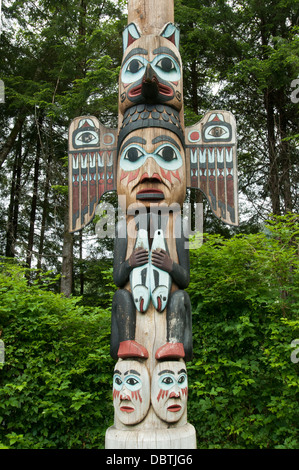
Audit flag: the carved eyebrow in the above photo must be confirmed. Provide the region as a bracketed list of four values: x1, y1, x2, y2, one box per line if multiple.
[114, 370, 122, 375]
[124, 369, 141, 376]
[158, 369, 175, 376]
[120, 136, 146, 154]
[153, 47, 180, 64]
[178, 369, 187, 375]
[152, 135, 181, 151]
[122, 47, 148, 65]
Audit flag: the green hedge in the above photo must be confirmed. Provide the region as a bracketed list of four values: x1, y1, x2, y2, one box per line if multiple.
[0, 263, 114, 449]
[187, 214, 299, 448]
[0, 214, 298, 448]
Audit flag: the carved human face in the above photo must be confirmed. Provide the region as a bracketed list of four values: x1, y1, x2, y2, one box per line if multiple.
[151, 361, 188, 423]
[117, 127, 186, 209]
[113, 360, 150, 425]
[119, 34, 183, 118]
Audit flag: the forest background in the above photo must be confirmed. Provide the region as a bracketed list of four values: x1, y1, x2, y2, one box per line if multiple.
[0, 0, 298, 449]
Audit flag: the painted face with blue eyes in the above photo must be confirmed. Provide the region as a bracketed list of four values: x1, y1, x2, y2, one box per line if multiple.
[113, 360, 150, 425]
[119, 35, 183, 120]
[117, 128, 186, 209]
[151, 361, 188, 423]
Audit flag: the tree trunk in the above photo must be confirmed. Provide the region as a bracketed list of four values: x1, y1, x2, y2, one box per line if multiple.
[37, 123, 53, 271]
[0, 112, 26, 168]
[277, 88, 292, 213]
[5, 131, 22, 257]
[61, 205, 74, 297]
[264, 88, 281, 215]
[26, 116, 42, 268]
[79, 231, 84, 296]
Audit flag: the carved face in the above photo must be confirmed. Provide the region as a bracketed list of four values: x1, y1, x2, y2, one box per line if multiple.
[117, 127, 186, 209]
[151, 361, 188, 423]
[119, 34, 183, 118]
[113, 360, 150, 425]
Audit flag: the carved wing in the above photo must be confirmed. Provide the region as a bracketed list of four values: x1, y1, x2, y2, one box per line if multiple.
[185, 110, 238, 226]
[68, 116, 117, 233]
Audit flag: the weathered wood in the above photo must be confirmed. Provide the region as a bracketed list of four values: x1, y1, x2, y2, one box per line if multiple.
[105, 423, 196, 449]
[68, 0, 238, 450]
[127, 0, 174, 35]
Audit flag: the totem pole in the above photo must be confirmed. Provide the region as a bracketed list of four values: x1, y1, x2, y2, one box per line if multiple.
[68, 0, 238, 449]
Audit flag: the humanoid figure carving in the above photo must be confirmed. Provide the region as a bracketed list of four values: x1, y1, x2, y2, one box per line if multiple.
[110, 210, 193, 362]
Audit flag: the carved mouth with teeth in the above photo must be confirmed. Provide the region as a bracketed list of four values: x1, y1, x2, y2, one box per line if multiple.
[128, 75, 174, 101]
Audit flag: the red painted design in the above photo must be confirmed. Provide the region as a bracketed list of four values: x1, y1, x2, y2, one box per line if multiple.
[157, 389, 169, 402]
[217, 169, 225, 204]
[155, 342, 185, 360]
[131, 390, 143, 403]
[117, 340, 149, 359]
[120, 169, 140, 184]
[127, 169, 140, 184]
[160, 168, 172, 183]
[166, 31, 176, 45]
[98, 172, 105, 196]
[89, 172, 97, 212]
[140, 172, 149, 182]
[200, 170, 207, 195]
[128, 32, 136, 47]
[190, 131, 200, 141]
[152, 173, 162, 182]
[120, 170, 129, 181]
[226, 172, 234, 207]
[81, 173, 88, 218]
[171, 170, 181, 182]
[113, 389, 120, 400]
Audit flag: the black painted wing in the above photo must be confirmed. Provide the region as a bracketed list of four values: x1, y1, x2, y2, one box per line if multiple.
[68, 116, 117, 233]
[185, 110, 238, 226]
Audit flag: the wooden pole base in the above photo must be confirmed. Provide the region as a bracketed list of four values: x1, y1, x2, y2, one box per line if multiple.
[105, 423, 197, 449]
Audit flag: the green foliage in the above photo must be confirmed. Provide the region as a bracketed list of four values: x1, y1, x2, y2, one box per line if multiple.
[187, 214, 299, 448]
[0, 260, 114, 449]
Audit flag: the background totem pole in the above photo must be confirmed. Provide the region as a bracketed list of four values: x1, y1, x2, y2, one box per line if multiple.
[68, 0, 238, 449]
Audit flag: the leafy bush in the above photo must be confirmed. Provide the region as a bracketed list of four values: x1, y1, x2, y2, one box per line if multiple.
[0, 261, 114, 449]
[187, 214, 299, 449]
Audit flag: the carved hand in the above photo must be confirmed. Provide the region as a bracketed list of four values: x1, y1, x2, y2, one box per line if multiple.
[129, 248, 149, 268]
[151, 249, 173, 273]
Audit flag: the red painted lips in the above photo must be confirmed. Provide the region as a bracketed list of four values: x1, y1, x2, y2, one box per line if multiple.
[167, 404, 182, 412]
[120, 406, 135, 413]
[128, 82, 173, 98]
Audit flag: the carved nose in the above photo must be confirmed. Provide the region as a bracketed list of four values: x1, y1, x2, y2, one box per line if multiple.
[144, 63, 155, 82]
[169, 391, 180, 398]
[142, 64, 159, 102]
[120, 392, 131, 401]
